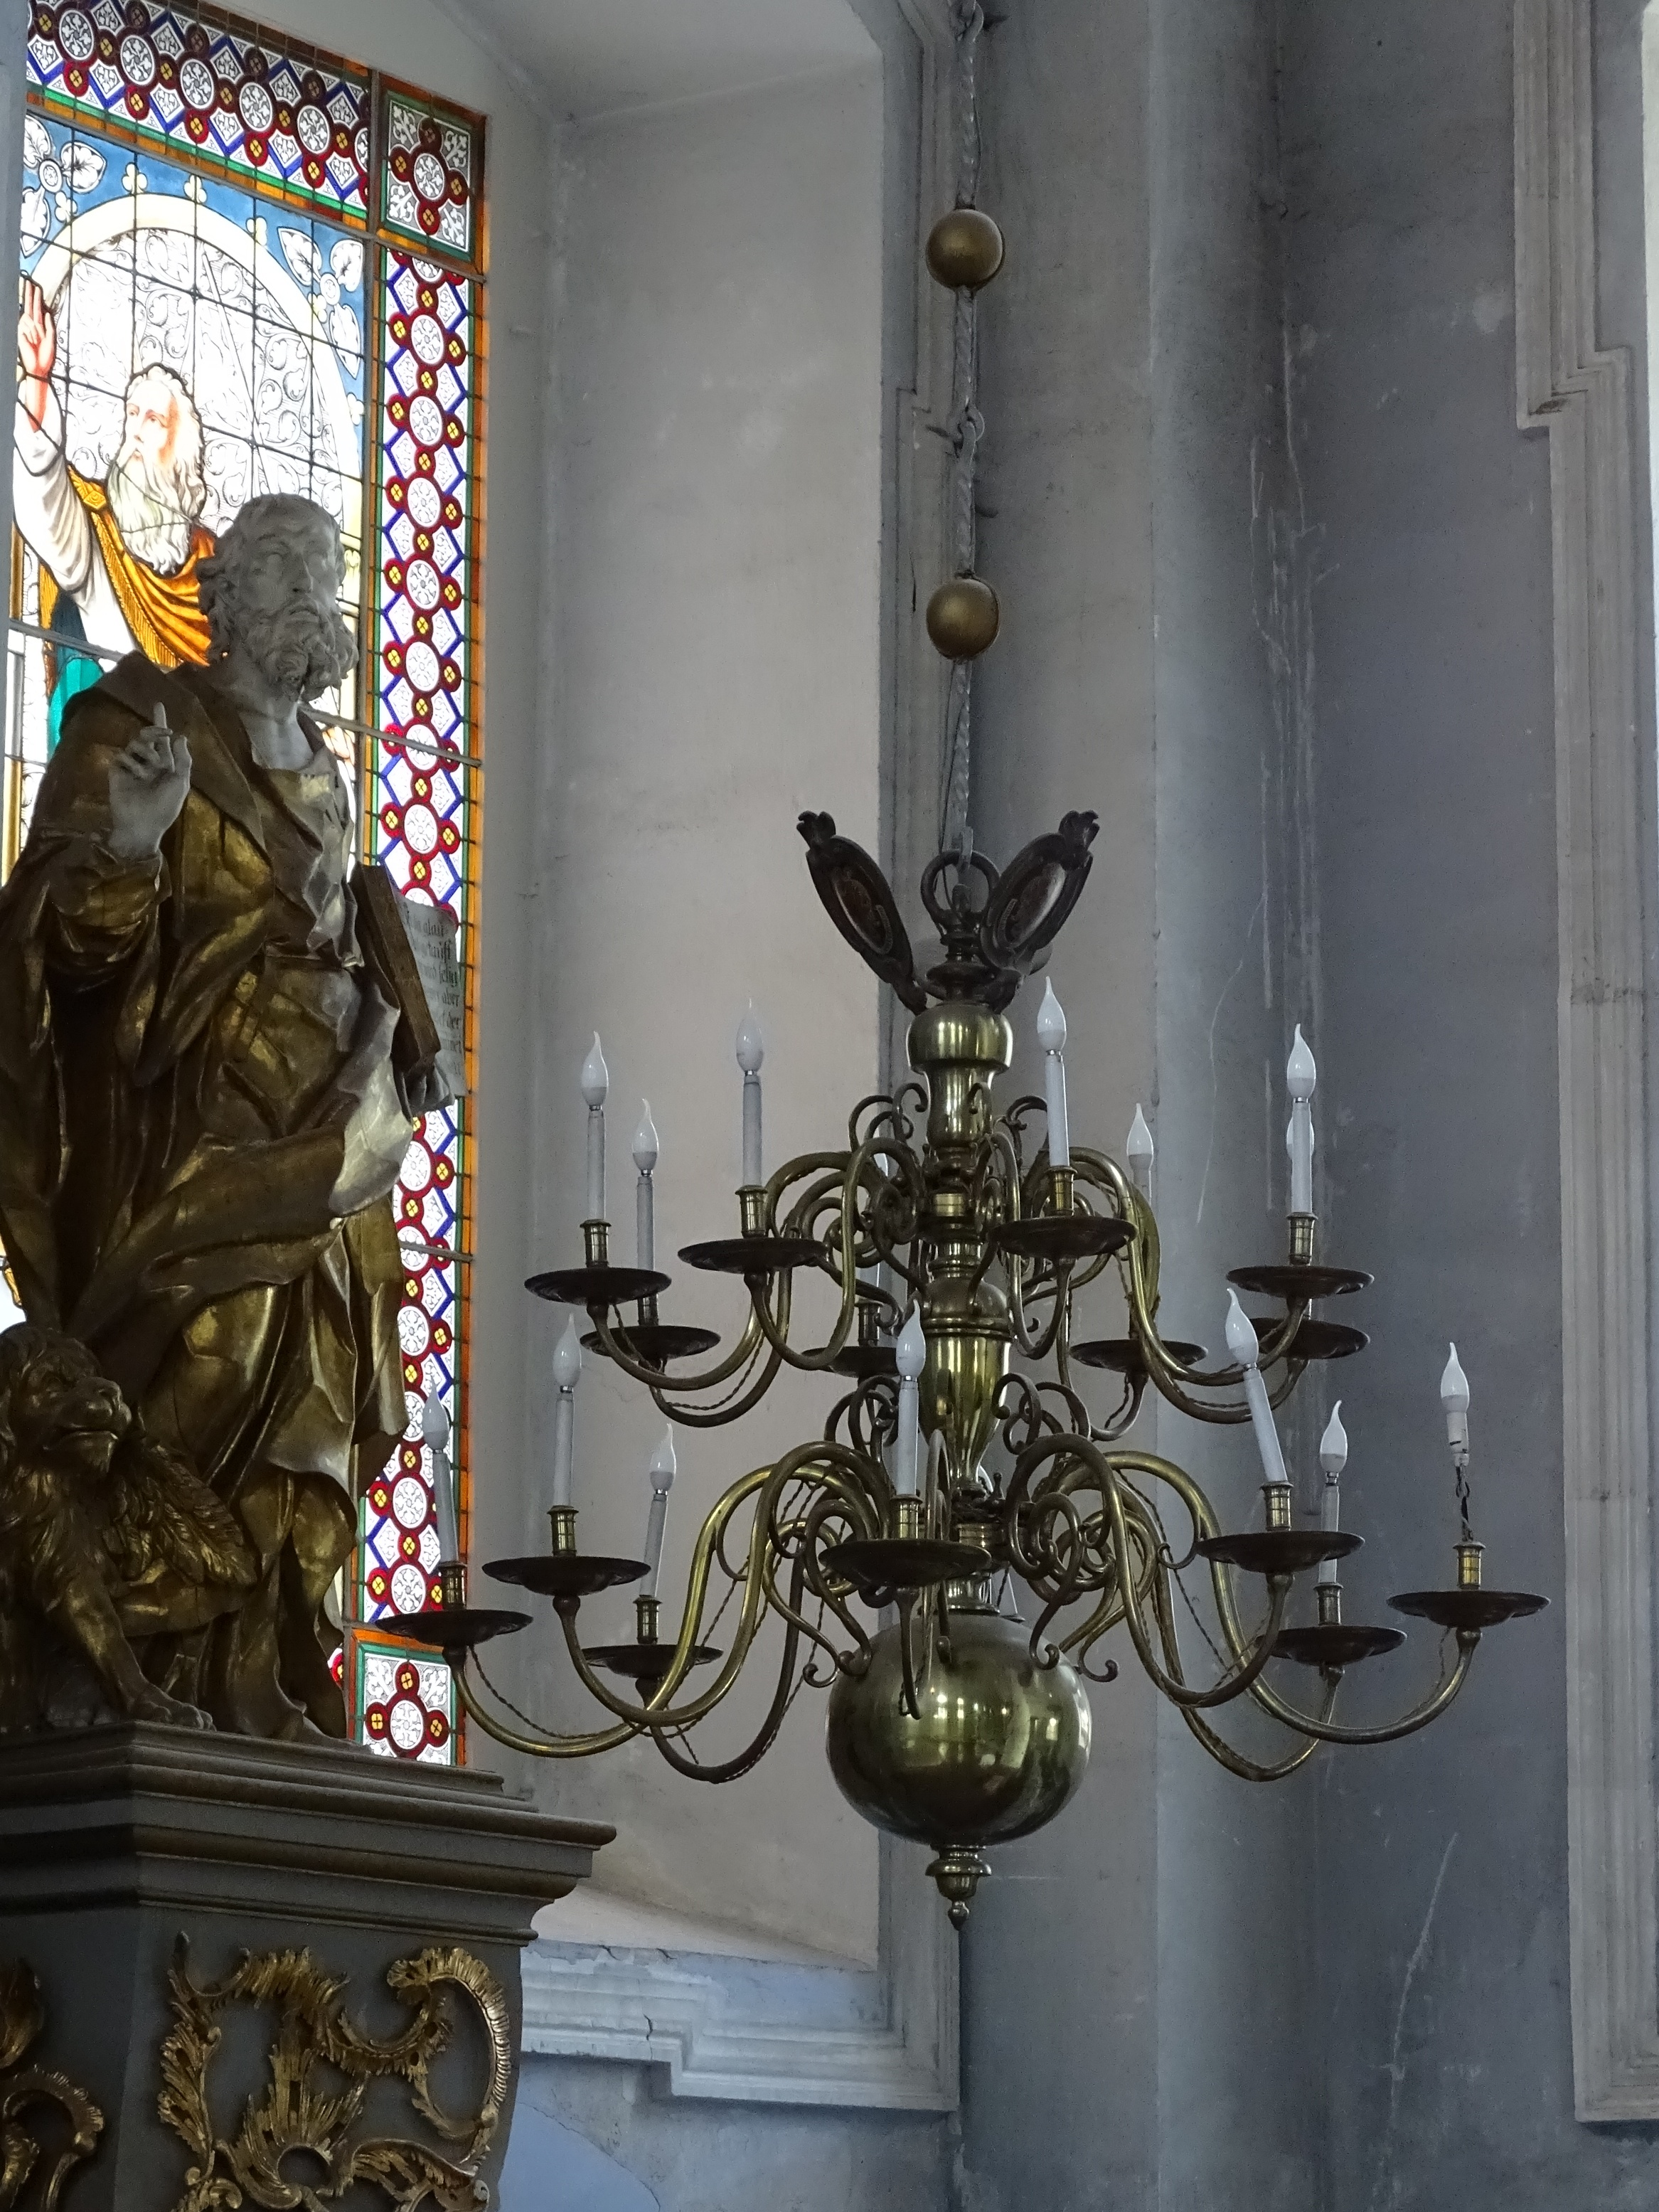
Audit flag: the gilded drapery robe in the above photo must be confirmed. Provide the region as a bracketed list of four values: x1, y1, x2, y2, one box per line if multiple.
[0, 651, 411, 1738]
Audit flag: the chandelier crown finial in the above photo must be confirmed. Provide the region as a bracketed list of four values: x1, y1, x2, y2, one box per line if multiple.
[797, 807, 1100, 1015]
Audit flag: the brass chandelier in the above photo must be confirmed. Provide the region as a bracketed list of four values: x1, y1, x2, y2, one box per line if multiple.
[412, 809, 1544, 1923]
[406, 11, 1542, 1922]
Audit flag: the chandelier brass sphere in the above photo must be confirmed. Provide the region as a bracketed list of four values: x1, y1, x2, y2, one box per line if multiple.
[927, 573, 1001, 660]
[925, 205, 1006, 290]
[826, 1612, 1092, 1927]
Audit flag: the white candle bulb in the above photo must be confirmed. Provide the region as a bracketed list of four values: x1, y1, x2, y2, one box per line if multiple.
[736, 1001, 764, 1187]
[632, 1100, 658, 1272]
[896, 1307, 927, 1376]
[631, 1100, 658, 1172]
[422, 1394, 458, 1560]
[1317, 1398, 1347, 1585]
[893, 1306, 927, 1500]
[1318, 1400, 1348, 1476]
[1286, 1024, 1316, 1216]
[1440, 1342, 1470, 1463]
[550, 1314, 582, 1510]
[1286, 1025, 1317, 1101]
[1223, 1290, 1261, 1369]
[581, 1033, 609, 1223]
[1126, 1103, 1153, 1195]
[1036, 979, 1071, 1171]
[580, 1033, 609, 1107]
[1224, 1289, 1290, 1490]
[642, 1424, 678, 1599]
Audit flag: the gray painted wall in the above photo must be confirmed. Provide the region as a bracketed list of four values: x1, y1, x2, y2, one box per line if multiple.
[1284, 0, 1659, 2206]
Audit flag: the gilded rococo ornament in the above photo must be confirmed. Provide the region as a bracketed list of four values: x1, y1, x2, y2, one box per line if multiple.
[0, 494, 451, 1740]
[158, 1942, 510, 2212]
[0, 1960, 104, 2212]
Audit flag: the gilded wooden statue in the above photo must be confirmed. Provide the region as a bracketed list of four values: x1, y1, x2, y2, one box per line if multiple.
[0, 494, 447, 1740]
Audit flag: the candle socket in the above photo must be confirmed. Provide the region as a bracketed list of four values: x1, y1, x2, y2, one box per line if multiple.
[1316, 1580, 1343, 1627]
[439, 1560, 468, 1610]
[1047, 1165, 1075, 1217]
[548, 1507, 578, 1557]
[1262, 1482, 1293, 1531]
[737, 1186, 767, 1238]
[582, 1219, 611, 1268]
[635, 1595, 661, 1646]
[636, 1292, 660, 1327]
[1287, 1213, 1317, 1266]
[858, 1299, 880, 1347]
[892, 1496, 924, 1542]
[1456, 1540, 1485, 1589]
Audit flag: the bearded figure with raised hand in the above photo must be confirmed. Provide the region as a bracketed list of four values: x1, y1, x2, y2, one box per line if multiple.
[14, 277, 215, 677]
[0, 494, 448, 1739]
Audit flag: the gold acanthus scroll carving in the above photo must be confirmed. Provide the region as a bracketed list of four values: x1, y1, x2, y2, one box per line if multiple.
[158, 1942, 511, 2212]
[0, 1960, 105, 2212]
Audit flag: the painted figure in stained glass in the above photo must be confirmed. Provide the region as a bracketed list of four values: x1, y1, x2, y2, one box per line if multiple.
[12, 112, 368, 773]
[0, 496, 449, 1740]
[15, 274, 215, 674]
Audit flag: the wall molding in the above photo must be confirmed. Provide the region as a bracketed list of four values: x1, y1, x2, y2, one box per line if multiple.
[523, 1837, 957, 2110]
[1515, 0, 1655, 2122]
[518, 0, 961, 2112]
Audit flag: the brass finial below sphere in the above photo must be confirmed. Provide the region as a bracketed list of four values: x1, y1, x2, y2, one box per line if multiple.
[926, 206, 1005, 291]
[927, 574, 1001, 661]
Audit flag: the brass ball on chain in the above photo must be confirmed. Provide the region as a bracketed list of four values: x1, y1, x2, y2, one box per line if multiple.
[925, 206, 1006, 292]
[927, 574, 1001, 660]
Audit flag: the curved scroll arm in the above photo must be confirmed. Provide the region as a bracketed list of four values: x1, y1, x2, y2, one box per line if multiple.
[1008, 1435, 1291, 1711]
[553, 1445, 882, 1734]
[1068, 1149, 1309, 1416]
[1106, 1445, 1483, 1748]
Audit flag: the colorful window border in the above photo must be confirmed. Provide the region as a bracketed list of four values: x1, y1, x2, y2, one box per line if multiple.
[19, 0, 487, 1758]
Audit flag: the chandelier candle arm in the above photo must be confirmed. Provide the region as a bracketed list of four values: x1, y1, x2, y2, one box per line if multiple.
[1316, 1400, 1348, 1588]
[641, 1427, 677, 1598]
[1223, 1292, 1291, 1496]
[1036, 979, 1071, 1171]
[581, 1033, 609, 1225]
[550, 1317, 582, 1511]
[1286, 1026, 1316, 1218]
[737, 1003, 764, 1191]
[632, 1102, 658, 1271]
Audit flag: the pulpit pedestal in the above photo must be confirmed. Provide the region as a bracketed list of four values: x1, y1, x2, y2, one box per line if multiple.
[0, 1723, 611, 2211]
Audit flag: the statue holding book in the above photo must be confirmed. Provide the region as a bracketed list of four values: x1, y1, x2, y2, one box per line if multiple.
[0, 494, 453, 1740]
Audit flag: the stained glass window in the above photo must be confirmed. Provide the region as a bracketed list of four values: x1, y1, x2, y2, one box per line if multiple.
[11, 2, 485, 1762]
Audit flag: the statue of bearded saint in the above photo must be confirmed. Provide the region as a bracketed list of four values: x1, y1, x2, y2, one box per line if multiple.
[0, 494, 449, 1739]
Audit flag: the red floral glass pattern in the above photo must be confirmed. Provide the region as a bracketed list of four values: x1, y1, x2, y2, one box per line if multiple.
[382, 91, 476, 262]
[26, 1, 370, 217]
[356, 245, 475, 1643]
[354, 1641, 455, 1762]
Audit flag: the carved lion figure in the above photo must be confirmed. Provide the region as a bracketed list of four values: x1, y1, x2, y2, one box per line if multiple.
[0, 1325, 255, 1733]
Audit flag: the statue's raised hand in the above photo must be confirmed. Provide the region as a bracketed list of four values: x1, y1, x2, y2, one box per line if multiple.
[106, 706, 191, 862]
